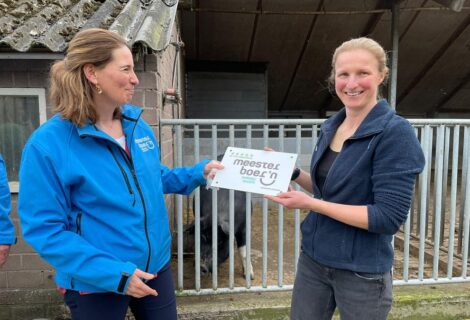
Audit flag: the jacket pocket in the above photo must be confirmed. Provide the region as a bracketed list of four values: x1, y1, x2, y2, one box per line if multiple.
[76, 212, 82, 235]
[313, 216, 355, 263]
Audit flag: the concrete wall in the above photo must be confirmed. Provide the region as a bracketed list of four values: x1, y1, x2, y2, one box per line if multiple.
[0, 19, 182, 319]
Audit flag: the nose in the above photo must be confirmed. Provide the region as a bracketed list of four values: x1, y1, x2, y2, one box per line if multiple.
[130, 70, 139, 85]
[200, 264, 210, 276]
[345, 75, 358, 88]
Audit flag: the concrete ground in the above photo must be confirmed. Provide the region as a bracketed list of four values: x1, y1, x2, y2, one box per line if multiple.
[176, 283, 470, 320]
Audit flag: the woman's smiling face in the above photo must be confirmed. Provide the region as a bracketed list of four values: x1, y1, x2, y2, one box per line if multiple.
[334, 48, 385, 111]
[94, 45, 139, 106]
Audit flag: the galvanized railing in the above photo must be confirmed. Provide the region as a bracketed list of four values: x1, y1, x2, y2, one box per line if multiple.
[159, 119, 470, 295]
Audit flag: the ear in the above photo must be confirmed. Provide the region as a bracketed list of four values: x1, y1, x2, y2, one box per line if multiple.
[379, 69, 388, 85]
[83, 64, 97, 85]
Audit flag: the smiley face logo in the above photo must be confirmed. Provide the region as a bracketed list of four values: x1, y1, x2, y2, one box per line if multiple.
[260, 171, 277, 186]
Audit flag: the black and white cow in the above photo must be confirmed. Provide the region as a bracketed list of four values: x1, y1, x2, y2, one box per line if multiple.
[188, 184, 254, 279]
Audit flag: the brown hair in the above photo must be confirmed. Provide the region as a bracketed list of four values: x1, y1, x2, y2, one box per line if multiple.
[50, 28, 129, 126]
[328, 37, 389, 96]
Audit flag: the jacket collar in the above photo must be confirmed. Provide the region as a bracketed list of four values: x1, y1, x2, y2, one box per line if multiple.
[76, 104, 143, 138]
[322, 99, 395, 139]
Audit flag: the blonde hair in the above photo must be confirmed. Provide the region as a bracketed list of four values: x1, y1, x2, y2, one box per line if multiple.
[50, 28, 129, 126]
[328, 37, 389, 93]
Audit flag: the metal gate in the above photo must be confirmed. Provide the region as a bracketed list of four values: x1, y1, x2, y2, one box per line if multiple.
[159, 119, 470, 295]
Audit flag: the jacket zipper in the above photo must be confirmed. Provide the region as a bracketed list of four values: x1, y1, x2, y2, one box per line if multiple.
[118, 124, 152, 273]
[107, 145, 136, 206]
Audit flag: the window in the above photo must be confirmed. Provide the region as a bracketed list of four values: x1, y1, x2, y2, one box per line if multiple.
[0, 88, 46, 190]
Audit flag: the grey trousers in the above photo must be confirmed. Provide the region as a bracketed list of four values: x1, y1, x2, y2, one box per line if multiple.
[291, 252, 392, 320]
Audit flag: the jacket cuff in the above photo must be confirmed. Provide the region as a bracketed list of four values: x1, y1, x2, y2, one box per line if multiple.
[116, 261, 137, 295]
[0, 235, 16, 245]
[195, 160, 211, 185]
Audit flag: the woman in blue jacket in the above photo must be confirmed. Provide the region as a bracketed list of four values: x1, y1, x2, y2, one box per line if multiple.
[266, 38, 425, 319]
[18, 28, 222, 320]
[0, 154, 15, 267]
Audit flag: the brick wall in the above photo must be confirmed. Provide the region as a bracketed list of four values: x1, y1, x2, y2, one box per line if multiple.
[0, 20, 183, 320]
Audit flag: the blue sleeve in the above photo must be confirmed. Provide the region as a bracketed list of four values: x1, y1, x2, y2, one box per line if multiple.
[0, 155, 15, 245]
[161, 160, 210, 195]
[367, 119, 425, 235]
[18, 142, 136, 294]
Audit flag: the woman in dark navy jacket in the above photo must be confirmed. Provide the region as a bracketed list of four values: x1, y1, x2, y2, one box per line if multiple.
[266, 38, 425, 320]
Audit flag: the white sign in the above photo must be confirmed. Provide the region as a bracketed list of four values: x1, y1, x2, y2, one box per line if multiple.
[211, 147, 298, 196]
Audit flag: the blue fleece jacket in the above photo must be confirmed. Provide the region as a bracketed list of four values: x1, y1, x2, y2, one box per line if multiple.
[301, 100, 425, 273]
[18, 104, 209, 294]
[0, 155, 15, 245]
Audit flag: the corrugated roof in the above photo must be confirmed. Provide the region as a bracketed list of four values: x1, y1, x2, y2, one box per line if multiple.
[0, 0, 179, 52]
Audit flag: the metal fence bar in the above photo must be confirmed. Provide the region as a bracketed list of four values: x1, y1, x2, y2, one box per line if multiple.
[425, 127, 434, 238]
[211, 125, 218, 290]
[418, 125, 430, 281]
[229, 125, 235, 289]
[194, 125, 201, 291]
[403, 211, 411, 282]
[160, 119, 470, 125]
[440, 126, 450, 245]
[278, 125, 284, 287]
[245, 125, 252, 288]
[176, 125, 184, 290]
[294, 125, 301, 275]
[462, 129, 470, 276]
[262, 124, 269, 288]
[432, 125, 445, 279]
[447, 125, 459, 278]
[459, 127, 469, 253]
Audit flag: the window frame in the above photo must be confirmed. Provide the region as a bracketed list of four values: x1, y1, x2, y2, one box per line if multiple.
[0, 88, 47, 192]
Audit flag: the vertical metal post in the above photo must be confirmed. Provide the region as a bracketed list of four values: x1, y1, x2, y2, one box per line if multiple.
[418, 125, 430, 281]
[447, 125, 460, 278]
[262, 125, 269, 288]
[294, 125, 301, 275]
[458, 127, 469, 252]
[176, 125, 184, 290]
[229, 125, 235, 289]
[278, 125, 284, 287]
[388, 0, 400, 109]
[194, 125, 201, 291]
[246, 125, 252, 288]
[432, 125, 445, 279]
[211, 125, 218, 290]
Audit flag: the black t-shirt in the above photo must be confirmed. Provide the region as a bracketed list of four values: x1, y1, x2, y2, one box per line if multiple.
[315, 147, 339, 193]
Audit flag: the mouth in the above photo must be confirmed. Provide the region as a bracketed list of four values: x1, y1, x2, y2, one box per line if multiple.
[345, 91, 363, 96]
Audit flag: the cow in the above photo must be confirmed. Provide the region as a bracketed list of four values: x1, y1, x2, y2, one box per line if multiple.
[188, 183, 254, 280]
